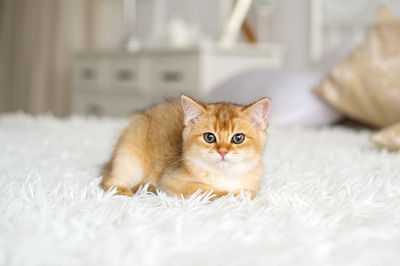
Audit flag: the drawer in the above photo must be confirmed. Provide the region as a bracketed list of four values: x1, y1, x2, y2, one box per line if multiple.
[74, 95, 160, 117]
[108, 59, 141, 93]
[149, 56, 199, 96]
[73, 59, 106, 90]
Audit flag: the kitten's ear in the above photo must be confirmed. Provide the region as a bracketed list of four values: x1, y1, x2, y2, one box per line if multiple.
[181, 94, 206, 126]
[245, 97, 271, 130]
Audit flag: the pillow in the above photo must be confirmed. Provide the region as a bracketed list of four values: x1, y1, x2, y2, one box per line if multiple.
[206, 68, 341, 127]
[371, 122, 400, 151]
[313, 5, 400, 128]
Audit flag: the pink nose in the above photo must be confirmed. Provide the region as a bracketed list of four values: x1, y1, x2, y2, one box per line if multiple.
[218, 150, 227, 159]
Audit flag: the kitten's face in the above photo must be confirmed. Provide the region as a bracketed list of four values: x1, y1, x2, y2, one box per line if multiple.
[181, 96, 270, 175]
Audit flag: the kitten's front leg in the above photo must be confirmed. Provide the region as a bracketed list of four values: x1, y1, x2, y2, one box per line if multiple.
[179, 185, 256, 200]
[101, 182, 134, 197]
[179, 182, 229, 199]
[160, 179, 229, 199]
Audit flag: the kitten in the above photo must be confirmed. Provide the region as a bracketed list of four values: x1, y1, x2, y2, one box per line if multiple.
[101, 95, 270, 199]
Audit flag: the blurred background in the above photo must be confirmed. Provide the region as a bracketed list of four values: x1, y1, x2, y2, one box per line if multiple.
[1, 0, 399, 126]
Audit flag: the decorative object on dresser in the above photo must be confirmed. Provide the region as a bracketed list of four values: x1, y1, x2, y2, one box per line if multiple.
[71, 44, 282, 116]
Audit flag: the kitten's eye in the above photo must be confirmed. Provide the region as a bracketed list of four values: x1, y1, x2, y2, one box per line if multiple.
[232, 133, 245, 144]
[203, 133, 216, 143]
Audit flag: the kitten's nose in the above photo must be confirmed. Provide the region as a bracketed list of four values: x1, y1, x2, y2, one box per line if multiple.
[218, 150, 227, 159]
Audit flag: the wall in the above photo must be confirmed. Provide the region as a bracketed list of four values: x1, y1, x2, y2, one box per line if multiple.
[133, 0, 312, 68]
[134, 0, 232, 46]
[270, 0, 311, 68]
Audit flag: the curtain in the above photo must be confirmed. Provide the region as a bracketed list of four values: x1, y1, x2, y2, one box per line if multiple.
[0, 0, 123, 116]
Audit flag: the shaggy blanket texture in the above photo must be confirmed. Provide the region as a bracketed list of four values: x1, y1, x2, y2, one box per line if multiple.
[0, 113, 399, 266]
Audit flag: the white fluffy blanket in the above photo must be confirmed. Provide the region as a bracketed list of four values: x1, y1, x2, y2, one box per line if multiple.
[1, 113, 399, 266]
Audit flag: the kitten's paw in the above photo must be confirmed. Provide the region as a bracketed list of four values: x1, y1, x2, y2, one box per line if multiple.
[233, 190, 256, 199]
[206, 190, 229, 201]
[147, 184, 158, 194]
[102, 183, 133, 197]
[114, 187, 134, 197]
[248, 190, 256, 200]
[213, 190, 230, 198]
[131, 183, 158, 194]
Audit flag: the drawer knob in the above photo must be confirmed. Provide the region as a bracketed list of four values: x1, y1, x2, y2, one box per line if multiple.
[81, 68, 97, 80]
[87, 104, 102, 115]
[116, 69, 135, 81]
[161, 71, 182, 82]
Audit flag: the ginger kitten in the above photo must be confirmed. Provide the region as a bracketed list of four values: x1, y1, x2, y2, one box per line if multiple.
[101, 95, 270, 199]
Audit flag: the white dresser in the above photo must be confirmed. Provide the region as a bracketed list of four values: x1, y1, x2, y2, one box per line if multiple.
[71, 44, 282, 116]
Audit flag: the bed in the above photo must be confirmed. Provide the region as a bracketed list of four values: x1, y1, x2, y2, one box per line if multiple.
[0, 113, 399, 265]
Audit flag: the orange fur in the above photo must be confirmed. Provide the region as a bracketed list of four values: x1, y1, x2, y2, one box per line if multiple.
[101, 95, 270, 199]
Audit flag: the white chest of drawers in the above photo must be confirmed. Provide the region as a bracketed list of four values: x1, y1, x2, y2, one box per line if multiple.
[71, 44, 282, 116]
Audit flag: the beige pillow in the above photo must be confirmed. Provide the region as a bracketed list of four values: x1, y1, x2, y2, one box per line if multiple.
[313, 5, 400, 128]
[371, 122, 400, 151]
